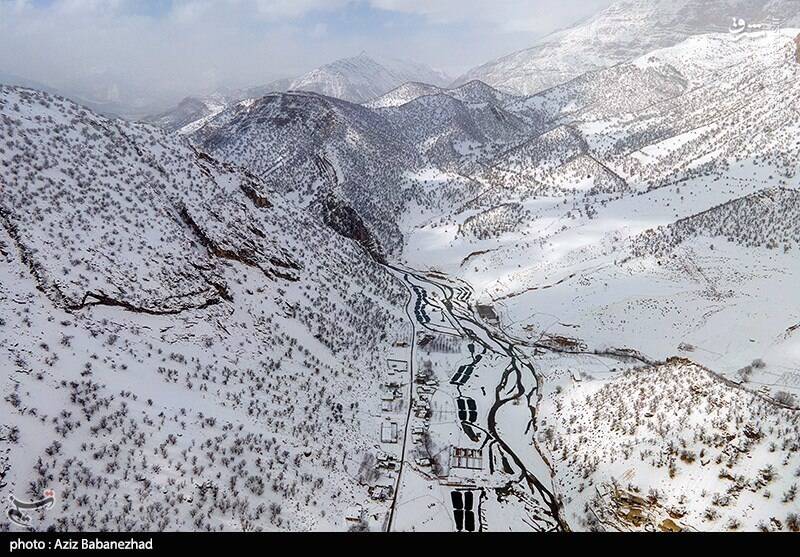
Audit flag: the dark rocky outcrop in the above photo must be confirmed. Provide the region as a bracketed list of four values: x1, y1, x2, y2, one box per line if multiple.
[176, 204, 300, 282]
[321, 195, 385, 263]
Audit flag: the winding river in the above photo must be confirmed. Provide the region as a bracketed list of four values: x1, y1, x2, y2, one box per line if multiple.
[385, 264, 567, 532]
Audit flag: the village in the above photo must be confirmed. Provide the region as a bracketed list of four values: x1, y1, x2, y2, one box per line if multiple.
[342, 277, 500, 532]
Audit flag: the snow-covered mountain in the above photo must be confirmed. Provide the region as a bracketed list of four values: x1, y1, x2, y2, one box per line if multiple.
[147, 54, 451, 135]
[189, 91, 479, 255]
[0, 84, 409, 531]
[190, 92, 417, 254]
[142, 81, 294, 134]
[6, 0, 800, 532]
[363, 82, 445, 108]
[145, 94, 230, 134]
[446, 80, 520, 106]
[377, 88, 530, 169]
[366, 79, 519, 109]
[454, 0, 800, 95]
[466, 28, 800, 200]
[289, 53, 450, 104]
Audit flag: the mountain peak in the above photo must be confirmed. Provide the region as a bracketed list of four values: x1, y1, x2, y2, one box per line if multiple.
[288, 54, 451, 103]
[455, 0, 800, 95]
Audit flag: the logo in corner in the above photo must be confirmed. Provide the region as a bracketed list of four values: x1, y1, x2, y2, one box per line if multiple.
[729, 17, 748, 35]
[6, 489, 56, 528]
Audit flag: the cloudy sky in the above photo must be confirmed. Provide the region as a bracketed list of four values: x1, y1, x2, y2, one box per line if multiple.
[0, 0, 612, 108]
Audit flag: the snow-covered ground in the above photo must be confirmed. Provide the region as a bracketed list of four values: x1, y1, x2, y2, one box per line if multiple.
[4, 14, 800, 533]
[538, 359, 800, 531]
[0, 86, 409, 531]
[396, 28, 800, 531]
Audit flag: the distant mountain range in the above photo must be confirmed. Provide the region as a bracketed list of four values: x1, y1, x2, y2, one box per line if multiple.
[453, 0, 800, 94]
[147, 0, 800, 127]
[145, 53, 451, 132]
[1, 53, 449, 121]
[0, 69, 176, 120]
[7, 0, 800, 118]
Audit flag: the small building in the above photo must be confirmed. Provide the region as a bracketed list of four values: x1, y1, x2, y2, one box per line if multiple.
[381, 390, 399, 412]
[376, 453, 399, 470]
[413, 400, 431, 419]
[451, 447, 483, 470]
[381, 422, 398, 444]
[381, 391, 397, 402]
[387, 359, 408, 372]
[344, 506, 365, 523]
[369, 483, 393, 501]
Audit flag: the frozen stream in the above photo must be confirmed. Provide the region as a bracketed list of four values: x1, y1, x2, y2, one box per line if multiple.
[385, 264, 567, 532]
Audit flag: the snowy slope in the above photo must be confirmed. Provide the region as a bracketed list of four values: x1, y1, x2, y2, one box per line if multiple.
[505, 62, 688, 129]
[633, 187, 800, 257]
[378, 92, 531, 169]
[368, 80, 530, 171]
[190, 92, 418, 254]
[191, 91, 481, 254]
[363, 82, 445, 108]
[366, 79, 519, 110]
[0, 85, 409, 531]
[145, 94, 229, 134]
[290, 53, 450, 104]
[454, 0, 800, 95]
[539, 359, 800, 531]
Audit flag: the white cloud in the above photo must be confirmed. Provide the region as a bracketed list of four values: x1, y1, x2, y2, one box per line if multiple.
[368, 0, 611, 32]
[166, 0, 348, 22]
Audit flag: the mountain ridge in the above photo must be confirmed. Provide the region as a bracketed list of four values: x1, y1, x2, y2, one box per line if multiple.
[454, 0, 800, 94]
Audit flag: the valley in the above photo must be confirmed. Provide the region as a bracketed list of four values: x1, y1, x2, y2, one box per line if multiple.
[3, 0, 800, 534]
[386, 266, 562, 532]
